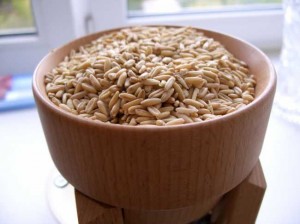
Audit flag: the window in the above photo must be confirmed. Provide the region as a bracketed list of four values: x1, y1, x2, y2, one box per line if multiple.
[0, 0, 36, 36]
[0, 0, 86, 74]
[128, 0, 281, 16]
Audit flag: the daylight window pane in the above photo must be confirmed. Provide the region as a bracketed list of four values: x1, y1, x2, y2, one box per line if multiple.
[0, 0, 36, 36]
[128, 0, 282, 17]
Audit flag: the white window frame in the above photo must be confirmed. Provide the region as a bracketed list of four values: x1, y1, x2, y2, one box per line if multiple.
[0, 0, 88, 74]
[90, 0, 283, 51]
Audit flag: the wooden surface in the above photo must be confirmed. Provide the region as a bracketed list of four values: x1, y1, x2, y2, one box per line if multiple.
[75, 189, 124, 224]
[33, 25, 276, 210]
[74, 161, 266, 224]
[75, 194, 219, 224]
[123, 196, 219, 224]
[211, 161, 266, 224]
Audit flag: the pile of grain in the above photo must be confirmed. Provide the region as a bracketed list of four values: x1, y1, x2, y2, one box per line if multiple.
[45, 26, 256, 126]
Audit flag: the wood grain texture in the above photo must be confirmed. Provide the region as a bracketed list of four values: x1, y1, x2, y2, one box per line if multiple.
[211, 161, 266, 224]
[33, 26, 276, 210]
[123, 196, 219, 224]
[75, 189, 124, 224]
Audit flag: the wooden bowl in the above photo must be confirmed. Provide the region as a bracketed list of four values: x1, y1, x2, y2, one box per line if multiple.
[33, 26, 276, 214]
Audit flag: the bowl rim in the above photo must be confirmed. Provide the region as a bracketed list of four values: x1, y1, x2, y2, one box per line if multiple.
[32, 25, 276, 131]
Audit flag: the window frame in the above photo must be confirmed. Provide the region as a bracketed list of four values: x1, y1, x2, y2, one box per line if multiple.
[0, 0, 86, 74]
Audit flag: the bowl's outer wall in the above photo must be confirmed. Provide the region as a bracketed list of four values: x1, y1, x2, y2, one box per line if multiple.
[33, 26, 276, 210]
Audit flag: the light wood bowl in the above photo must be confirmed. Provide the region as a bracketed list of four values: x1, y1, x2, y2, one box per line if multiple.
[33, 26, 276, 215]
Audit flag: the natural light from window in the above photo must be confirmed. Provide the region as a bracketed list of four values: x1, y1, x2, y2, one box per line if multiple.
[0, 0, 35, 36]
[128, 0, 282, 17]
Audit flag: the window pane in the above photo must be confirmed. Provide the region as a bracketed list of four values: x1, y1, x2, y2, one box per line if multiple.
[128, 0, 282, 17]
[0, 0, 35, 35]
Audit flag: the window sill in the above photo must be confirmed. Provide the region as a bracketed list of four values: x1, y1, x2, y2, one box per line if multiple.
[0, 34, 42, 46]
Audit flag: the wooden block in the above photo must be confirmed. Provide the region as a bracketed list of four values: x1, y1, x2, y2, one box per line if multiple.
[123, 196, 220, 224]
[75, 189, 124, 224]
[211, 161, 266, 224]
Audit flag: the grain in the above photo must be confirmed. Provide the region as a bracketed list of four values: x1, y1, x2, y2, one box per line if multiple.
[175, 75, 189, 89]
[141, 98, 161, 107]
[128, 105, 144, 114]
[96, 100, 108, 116]
[82, 83, 97, 94]
[119, 93, 137, 101]
[139, 120, 156, 125]
[66, 99, 74, 109]
[161, 88, 175, 103]
[48, 85, 65, 93]
[175, 112, 194, 123]
[89, 74, 101, 90]
[165, 77, 176, 91]
[109, 91, 120, 110]
[95, 112, 109, 122]
[176, 107, 198, 114]
[142, 79, 160, 86]
[183, 99, 204, 108]
[166, 118, 185, 126]
[117, 72, 127, 87]
[45, 26, 256, 126]
[147, 106, 161, 117]
[70, 91, 86, 100]
[77, 101, 87, 113]
[135, 109, 153, 117]
[51, 97, 61, 106]
[154, 75, 172, 81]
[173, 82, 185, 101]
[185, 77, 206, 88]
[110, 99, 121, 117]
[59, 103, 71, 112]
[123, 98, 144, 111]
[86, 98, 98, 113]
[55, 89, 64, 98]
[136, 116, 152, 123]
[156, 120, 165, 126]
